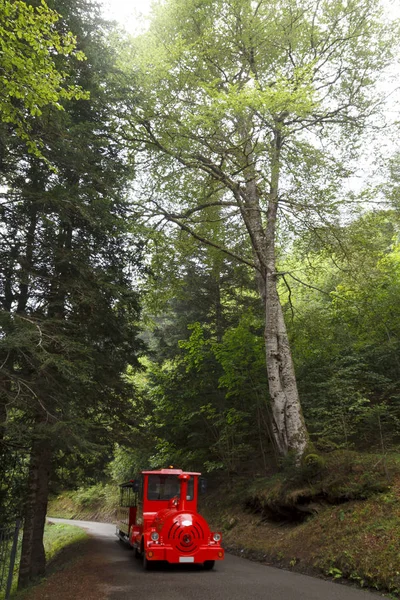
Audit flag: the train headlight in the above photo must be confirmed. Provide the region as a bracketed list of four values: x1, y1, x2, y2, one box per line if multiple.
[151, 532, 159, 542]
[212, 533, 221, 542]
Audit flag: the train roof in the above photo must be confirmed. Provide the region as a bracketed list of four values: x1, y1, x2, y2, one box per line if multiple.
[141, 469, 201, 476]
[119, 469, 201, 487]
[119, 479, 139, 488]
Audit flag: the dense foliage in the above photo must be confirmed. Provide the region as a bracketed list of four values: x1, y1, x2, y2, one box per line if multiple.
[0, 0, 88, 157]
[109, 207, 400, 479]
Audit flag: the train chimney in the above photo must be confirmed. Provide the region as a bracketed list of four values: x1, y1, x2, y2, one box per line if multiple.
[178, 473, 190, 511]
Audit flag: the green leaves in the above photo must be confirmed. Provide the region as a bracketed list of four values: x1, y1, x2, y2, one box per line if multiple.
[283, 209, 400, 450]
[178, 323, 207, 372]
[214, 314, 267, 399]
[0, 0, 88, 159]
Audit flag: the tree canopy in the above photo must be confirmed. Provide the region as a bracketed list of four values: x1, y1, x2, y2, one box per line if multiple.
[0, 0, 88, 157]
[0, 0, 144, 586]
[120, 0, 399, 460]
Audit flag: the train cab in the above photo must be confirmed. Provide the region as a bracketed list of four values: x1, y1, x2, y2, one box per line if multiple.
[116, 468, 224, 570]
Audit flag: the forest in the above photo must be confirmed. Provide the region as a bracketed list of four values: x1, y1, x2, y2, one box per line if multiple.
[1, 0, 400, 592]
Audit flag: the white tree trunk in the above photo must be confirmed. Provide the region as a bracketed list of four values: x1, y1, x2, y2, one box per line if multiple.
[239, 125, 309, 460]
[264, 270, 308, 458]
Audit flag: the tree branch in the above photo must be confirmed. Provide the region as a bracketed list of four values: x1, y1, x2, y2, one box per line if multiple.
[151, 201, 258, 271]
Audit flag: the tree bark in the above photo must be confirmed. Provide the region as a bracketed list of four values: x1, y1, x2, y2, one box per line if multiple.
[237, 122, 308, 460]
[18, 433, 52, 588]
[0, 244, 18, 449]
[262, 127, 308, 459]
[214, 271, 223, 343]
[0, 400, 6, 448]
[263, 267, 308, 457]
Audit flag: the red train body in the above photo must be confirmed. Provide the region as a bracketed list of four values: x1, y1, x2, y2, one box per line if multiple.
[116, 468, 224, 570]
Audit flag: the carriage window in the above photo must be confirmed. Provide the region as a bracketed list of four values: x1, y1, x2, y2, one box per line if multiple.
[147, 475, 194, 501]
[120, 485, 136, 507]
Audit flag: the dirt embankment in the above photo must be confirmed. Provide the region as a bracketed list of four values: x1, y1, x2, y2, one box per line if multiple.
[199, 453, 400, 596]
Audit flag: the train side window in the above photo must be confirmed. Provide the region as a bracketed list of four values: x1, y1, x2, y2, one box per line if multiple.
[187, 477, 194, 500]
[120, 479, 141, 507]
[199, 477, 207, 494]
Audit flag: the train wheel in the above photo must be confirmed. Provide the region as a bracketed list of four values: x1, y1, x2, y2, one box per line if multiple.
[143, 554, 152, 570]
[116, 530, 124, 543]
[203, 560, 215, 570]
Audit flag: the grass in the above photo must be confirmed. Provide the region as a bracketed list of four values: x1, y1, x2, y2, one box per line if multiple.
[3, 523, 89, 600]
[43, 522, 89, 563]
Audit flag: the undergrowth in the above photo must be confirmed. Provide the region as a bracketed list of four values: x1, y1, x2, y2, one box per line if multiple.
[201, 450, 400, 596]
[4, 523, 88, 600]
[245, 451, 394, 520]
[48, 483, 118, 522]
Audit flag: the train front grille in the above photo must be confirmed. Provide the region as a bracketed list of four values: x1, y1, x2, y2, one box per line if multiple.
[167, 518, 205, 554]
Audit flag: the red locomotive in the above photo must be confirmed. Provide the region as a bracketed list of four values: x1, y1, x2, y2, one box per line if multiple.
[116, 468, 224, 570]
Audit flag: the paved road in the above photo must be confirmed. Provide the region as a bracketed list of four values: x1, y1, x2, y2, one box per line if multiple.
[48, 518, 385, 600]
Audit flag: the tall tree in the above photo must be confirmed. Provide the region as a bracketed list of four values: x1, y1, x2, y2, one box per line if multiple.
[0, 0, 143, 585]
[121, 0, 398, 460]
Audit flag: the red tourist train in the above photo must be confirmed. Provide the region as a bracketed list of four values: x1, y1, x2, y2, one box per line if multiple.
[116, 468, 224, 570]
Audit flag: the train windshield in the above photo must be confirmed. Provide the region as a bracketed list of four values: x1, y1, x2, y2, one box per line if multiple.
[147, 475, 194, 501]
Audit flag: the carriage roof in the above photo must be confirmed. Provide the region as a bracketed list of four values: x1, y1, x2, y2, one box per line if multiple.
[119, 469, 201, 487]
[141, 469, 201, 476]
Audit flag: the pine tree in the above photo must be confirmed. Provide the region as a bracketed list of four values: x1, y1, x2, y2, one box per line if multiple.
[0, 0, 143, 584]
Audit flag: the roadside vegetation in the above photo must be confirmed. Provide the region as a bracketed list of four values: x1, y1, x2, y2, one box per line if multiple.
[49, 485, 118, 523]
[2, 523, 88, 600]
[42, 523, 89, 564]
[204, 453, 400, 595]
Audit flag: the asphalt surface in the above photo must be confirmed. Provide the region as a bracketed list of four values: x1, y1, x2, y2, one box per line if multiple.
[48, 518, 385, 600]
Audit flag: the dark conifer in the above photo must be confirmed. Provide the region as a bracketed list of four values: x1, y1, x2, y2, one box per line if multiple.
[0, 0, 142, 585]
